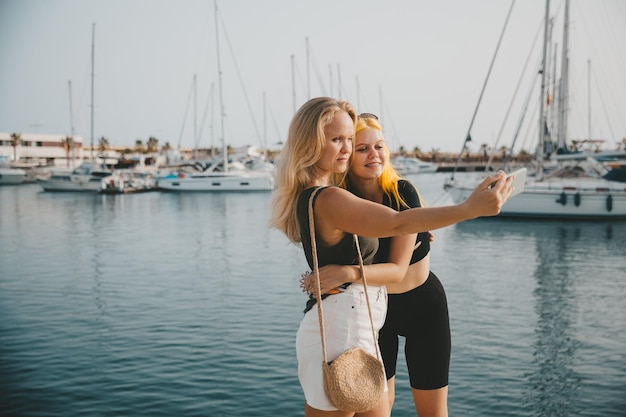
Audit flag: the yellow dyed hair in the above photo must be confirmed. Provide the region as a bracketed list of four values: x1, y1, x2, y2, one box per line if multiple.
[347, 116, 425, 210]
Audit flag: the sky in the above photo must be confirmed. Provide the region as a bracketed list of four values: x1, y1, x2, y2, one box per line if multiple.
[1, 0, 625, 154]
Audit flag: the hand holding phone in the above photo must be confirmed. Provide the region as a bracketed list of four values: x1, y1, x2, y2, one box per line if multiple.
[490, 167, 527, 197]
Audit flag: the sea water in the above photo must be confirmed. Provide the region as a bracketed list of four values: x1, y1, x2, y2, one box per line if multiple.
[1, 173, 624, 416]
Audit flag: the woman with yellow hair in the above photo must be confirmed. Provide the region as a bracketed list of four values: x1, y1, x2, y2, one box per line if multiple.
[270, 97, 512, 417]
[309, 113, 451, 416]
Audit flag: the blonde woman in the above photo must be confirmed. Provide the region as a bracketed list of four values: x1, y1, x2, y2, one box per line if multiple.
[308, 113, 451, 416]
[270, 97, 513, 417]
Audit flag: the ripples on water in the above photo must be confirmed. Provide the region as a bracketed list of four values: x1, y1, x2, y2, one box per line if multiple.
[1, 175, 625, 416]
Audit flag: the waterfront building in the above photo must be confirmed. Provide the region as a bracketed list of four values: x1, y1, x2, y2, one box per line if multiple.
[0, 132, 85, 166]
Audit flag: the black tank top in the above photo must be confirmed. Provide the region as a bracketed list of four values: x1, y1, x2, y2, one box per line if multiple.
[373, 180, 431, 265]
[297, 187, 378, 313]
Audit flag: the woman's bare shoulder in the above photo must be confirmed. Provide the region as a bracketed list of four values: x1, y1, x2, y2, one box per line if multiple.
[315, 186, 357, 204]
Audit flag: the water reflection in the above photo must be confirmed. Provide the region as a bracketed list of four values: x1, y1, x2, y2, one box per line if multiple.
[525, 225, 582, 417]
[162, 192, 232, 282]
[453, 218, 626, 416]
[90, 196, 110, 355]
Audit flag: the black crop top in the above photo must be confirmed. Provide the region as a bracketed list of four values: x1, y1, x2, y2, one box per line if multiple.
[373, 180, 431, 265]
[298, 187, 378, 313]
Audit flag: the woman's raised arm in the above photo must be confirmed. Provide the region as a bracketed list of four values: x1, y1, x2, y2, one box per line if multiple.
[316, 171, 512, 239]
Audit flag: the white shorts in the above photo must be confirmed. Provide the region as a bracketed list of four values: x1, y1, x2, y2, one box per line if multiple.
[296, 283, 388, 411]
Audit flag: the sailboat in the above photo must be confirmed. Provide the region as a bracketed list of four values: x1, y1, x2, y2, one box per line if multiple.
[444, 0, 626, 219]
[38, 23, 113, 192]
[158, 0, 274, 192]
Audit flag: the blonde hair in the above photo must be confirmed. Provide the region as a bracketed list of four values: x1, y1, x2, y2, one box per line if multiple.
[347, 116, 424, 210]
[269, 97, 357, 243]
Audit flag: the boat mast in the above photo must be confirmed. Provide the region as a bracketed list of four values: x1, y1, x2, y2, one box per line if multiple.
[291, 54, 296, 114]
[378, 85, 384, 126]
[329, 64, 333, 97]
[214, 0, 228, 172]
[556, 0, 570, 152]
[356, 76, 360, 110]
[193, 73, 198, 160]
[90, 22, 95, 160]
[68, 81, 75, 139]
[306, 37, 310, 99]
[337, 64, 342, 100]
[537, 0, 550, 180]
[68, 80, 75, 165]
[210, 82, 215, 158]
[587, 59, 591, 141]
[550, 38, 558, 145]
[263, 90, 268, 161]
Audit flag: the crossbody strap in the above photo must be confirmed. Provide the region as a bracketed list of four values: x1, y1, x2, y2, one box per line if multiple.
[307, 187, 380, 363]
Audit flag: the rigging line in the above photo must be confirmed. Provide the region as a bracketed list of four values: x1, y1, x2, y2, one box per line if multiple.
[451, 0, 516, 180]
[486, 15, 545, 171]
[512, 50, 542, 156]
[576, 1, 625, 138]
[499, 62, 541, 169]
[590, 0, 626, 73]
[591, 68, 617, 142]
[217, 11, 262, 145]
[381, 93, 403, 151]
[290, 56, 308, 102]
[73, 50, 92, 137]
[198, 82, 215, 150]
[266, 102, 284, 146]
[177, 76, 195, 149]
[308, 43, 328, 96]
[518, 92, 540, 156]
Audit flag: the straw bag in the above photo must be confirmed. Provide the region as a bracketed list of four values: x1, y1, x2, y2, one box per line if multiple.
[307, 187, 385, 412]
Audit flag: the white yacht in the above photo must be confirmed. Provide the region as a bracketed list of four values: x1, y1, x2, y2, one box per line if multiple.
[0, 167, 27, 185]
[38, 162, 112, 192]
[158, 161, 274, 192]
[391, 156, 438, 174]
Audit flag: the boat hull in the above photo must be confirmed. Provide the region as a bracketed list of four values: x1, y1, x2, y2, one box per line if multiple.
[391, 156, 438, 174]
[158, 172, 274, 192]
[38, 177, 103, 192]
[0, 168, 27, 185]
[446, 178, 626, 219]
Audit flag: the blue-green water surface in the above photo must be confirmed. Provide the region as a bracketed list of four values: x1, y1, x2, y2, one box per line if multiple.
[1, 174, 624, 416]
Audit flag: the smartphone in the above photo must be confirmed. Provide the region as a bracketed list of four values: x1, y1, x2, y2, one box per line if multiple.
[490, 167, 527, 197]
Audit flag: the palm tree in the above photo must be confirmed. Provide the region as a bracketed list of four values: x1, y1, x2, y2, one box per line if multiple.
[135, 139, 145, 154]
[499, 145, 508, 161]
[61, 136, 74, 167]
[517, 148, 532, 163]
[9, 132, 21, 161]
[98, 136, 110, 152]
[95, 136, 110, 161]
[146, 136, 159, 153]
[430, 147, 440, 162]
[480, 143, 489, 162]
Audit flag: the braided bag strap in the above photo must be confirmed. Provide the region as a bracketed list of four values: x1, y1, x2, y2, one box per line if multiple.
[352, 234, 381, 361]
[308, 187, 328, 363]
[307, 187, 379, 364]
